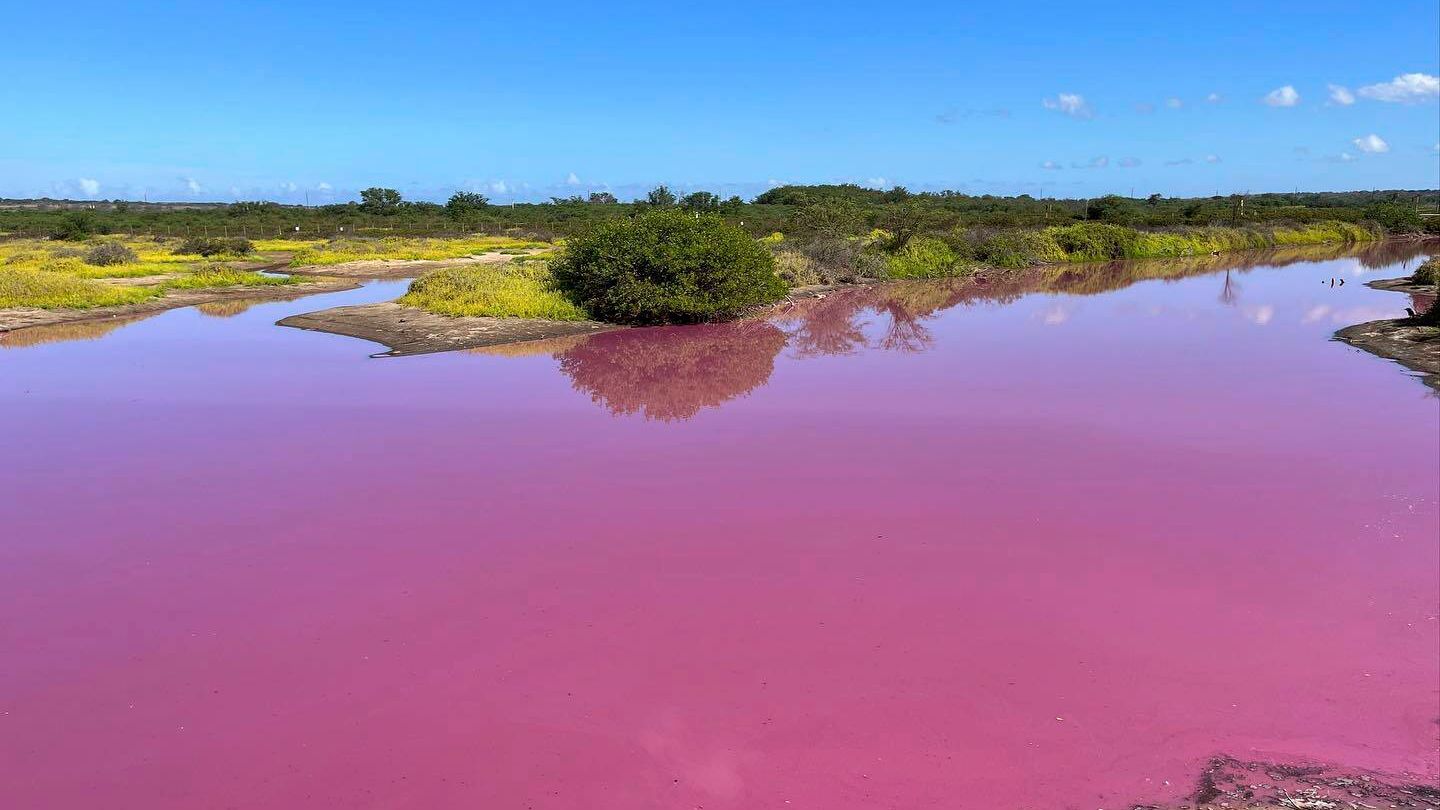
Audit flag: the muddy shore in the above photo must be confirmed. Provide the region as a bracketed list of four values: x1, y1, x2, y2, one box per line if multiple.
[1333, 276, 1440, 390]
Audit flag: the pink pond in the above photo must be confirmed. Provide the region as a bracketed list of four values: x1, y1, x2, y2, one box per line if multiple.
[2, 245, 1437, 809]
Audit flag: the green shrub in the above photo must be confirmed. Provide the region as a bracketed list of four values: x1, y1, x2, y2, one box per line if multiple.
[1046, 222, 1140, 260]
[550, 210, 786, 325]
[84, 241, 138, 266]
[791, 236, 887, 284]
[975, 229, 1065, 268]
[1413, 256, 1440, 285]
[884, 236, 970, 279]
[49, 212, 97, 241]
[175, 236, 253, 257]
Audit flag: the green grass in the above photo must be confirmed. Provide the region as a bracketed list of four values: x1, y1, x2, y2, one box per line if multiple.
[0, 269, 162, 309]
[399, 263, 589, 320]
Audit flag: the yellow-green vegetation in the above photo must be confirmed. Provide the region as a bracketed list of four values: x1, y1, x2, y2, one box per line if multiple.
[399, 262, 588, 320]
[972, 221, 1378, 268]
[774, 251, 822, 286]
[162, 265, 298, 290]
[0, 238, 299, 310]
[0, 269, 162, 309]
[291, 235, 548, 267]
[885, 236, 971, 279]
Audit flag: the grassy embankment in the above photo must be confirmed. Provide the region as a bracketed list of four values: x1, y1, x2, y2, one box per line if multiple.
[873, 220, 1380, 279]
[393, 220, 1381, 322]
[0, 237, 296, 310]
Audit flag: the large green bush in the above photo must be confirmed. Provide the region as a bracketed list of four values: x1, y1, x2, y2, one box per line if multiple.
[550, 210, 786, 325]
[885, 236, 969, 278]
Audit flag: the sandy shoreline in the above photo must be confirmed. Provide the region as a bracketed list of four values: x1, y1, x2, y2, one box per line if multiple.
[277, 301, 619, 356]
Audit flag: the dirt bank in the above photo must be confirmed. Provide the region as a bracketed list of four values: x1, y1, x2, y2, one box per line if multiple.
[1138, 754, 1439, 809]
[1333, 276, 1440, 390]
[0, 277, 359, 335]
[277, 302, 618, 356]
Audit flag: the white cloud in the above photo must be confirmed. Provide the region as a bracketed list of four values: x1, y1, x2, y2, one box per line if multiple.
[280, 181, 299, 192]
[1166, 97, 1183, 109]
[1205, 92, 1223, 104]
[1040, 304, 1072, 325]
[865, 177, 888, 188]
[77, 178, 100, 197]
[1204, 154, 1221, 164]
[1356, 73, 1439, 103]
[489, 181, 508, 195]
[1164, 158, 1194, 166]
[1245, 304, 1275, 326]
[1327, 84, 1355, 106]
[1352, 133, 1389, 153]
[1042, 92, 1092, 119]
[1263, 85, 1300, 107]
[316, 182, 333, 191]
[1119, 157, 1142, 168]
[565, 172, 581, 186]
[1040, 160, 1062, 170]
[183, 177, 203, 194]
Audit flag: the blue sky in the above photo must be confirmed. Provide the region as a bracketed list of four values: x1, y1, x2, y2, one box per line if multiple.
[3, 0, 1437, 203]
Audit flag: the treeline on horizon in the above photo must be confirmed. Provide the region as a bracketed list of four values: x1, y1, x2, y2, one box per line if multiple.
[3, 184, 1437, 241]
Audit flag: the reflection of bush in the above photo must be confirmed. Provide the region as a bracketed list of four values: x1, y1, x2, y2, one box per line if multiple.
[557, 322, 787, 421]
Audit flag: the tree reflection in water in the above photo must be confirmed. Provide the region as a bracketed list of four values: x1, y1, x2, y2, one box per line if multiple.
[556, 322, 788, 421]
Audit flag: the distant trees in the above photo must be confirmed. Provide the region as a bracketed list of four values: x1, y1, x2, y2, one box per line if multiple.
[645, 185, 677, 207]
[445, 191, 490, 219]
[1364, 202, 1423, 233]
[359, 187, 402, 214]
[588, 191, 618, 205]
[679, 191, 720, 211]
[1086, 195, 1141, 225]
[789, 198, 867, 237]
[49, 211, 98, 240]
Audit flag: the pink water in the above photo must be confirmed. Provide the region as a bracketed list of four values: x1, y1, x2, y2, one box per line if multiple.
[3, 246, 1437, 809]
